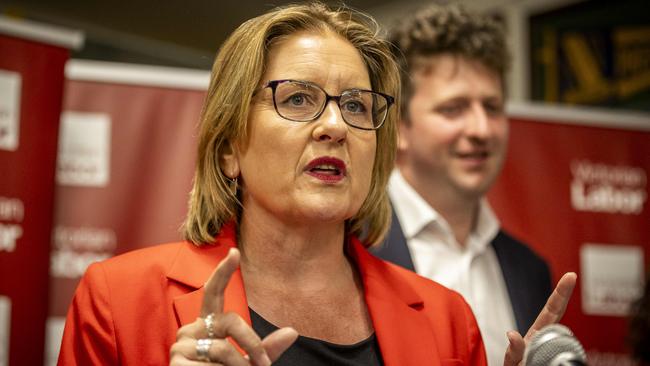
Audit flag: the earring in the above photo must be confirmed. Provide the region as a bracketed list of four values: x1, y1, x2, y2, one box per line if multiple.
[228, 176, 238, 196]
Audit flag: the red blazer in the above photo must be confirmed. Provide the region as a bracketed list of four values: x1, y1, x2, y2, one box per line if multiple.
[58, 223, 487, 365]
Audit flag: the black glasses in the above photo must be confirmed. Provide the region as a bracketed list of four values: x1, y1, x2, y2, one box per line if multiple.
[262, 79, 394, 130]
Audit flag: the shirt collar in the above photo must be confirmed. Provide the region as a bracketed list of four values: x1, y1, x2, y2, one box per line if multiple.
[468, 199, 500, 253]
[388, 169, 500, 252]
[388, 169, 439, 239]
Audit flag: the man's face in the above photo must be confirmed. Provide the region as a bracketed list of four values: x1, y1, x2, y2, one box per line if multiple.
[399, 54, 509, 199]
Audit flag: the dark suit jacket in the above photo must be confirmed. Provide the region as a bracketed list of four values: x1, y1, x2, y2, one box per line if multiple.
[372, 208, 552, 334]
[58, 221, 487, 366]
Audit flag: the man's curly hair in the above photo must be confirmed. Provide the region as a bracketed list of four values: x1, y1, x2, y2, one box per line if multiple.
[389, 3, 510, 118]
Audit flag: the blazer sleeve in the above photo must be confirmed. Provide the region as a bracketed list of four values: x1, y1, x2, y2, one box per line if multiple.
[57, 262, 119, 366]
[463, 302, 488, 366]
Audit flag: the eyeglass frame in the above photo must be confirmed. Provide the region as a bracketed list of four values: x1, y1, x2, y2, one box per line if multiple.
[259, 79, 395, 131]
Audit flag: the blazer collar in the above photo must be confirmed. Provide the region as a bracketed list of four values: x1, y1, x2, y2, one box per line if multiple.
[167, 222, 251, 328]
[349, 237, 441, 365]
[167, 223, 440, 365]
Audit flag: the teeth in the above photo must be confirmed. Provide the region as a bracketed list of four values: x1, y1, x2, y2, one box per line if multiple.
[314, 164, 338, 170]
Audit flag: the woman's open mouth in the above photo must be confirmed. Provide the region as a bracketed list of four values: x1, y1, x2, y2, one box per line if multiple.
[305, 156, 347, 183]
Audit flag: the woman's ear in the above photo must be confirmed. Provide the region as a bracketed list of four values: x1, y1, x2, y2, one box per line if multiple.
[219, 141, 240, 179]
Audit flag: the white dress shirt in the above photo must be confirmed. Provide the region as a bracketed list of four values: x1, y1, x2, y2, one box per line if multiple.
[388, 169, 517, 366]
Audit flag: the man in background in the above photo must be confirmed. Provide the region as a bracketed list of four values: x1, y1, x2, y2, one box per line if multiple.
[372, 5, 552, 365]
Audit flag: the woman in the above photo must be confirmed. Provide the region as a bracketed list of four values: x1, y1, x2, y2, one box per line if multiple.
[58, 3, 488, 365]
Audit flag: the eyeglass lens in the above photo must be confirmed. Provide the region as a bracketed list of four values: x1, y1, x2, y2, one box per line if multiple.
[273, 81, 389, 129]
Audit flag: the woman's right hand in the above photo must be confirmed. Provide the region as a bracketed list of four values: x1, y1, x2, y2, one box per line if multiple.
[503, 272, 577, 366]
[170, 248, 298, 365]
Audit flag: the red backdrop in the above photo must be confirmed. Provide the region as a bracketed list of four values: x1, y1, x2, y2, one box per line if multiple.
[0, 34, 69, 366]
[46, 61, 208, 364]
[489, 106, 650, 364]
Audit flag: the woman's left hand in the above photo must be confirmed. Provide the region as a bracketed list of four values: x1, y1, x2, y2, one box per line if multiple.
[503, 272, 577, 366]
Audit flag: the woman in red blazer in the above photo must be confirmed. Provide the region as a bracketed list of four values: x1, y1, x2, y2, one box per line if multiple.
[59, 3, 573, 365]
[59, 222, 485, 365]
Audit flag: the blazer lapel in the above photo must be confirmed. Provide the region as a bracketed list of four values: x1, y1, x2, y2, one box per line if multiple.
[351, 238, 441, 366]
[167, 222, 251, 327]
[167, 224, 440, 364]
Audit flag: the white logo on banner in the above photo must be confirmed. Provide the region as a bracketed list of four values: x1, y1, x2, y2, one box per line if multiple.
[0, 197, 24, 253]
[0, 70, 21, 151]
[57, 112, 111, 187]
[570, 160, 647, 214]
[0, 296, 10, 366]
[581, 243, 644, 316]
[50, 226, 116, 278]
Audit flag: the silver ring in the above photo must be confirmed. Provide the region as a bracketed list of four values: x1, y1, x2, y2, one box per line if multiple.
[204, 313, 216, 338]
[196, 338, 212, 362]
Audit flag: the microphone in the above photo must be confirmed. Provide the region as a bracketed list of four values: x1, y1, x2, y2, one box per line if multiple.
[524, 324, 587, 366]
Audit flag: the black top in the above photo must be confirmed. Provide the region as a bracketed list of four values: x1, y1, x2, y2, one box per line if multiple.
[249, 308, 384, 366]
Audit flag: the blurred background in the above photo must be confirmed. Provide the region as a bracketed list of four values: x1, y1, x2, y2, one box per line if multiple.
[0, 0, 649, 365]
[3, 0, 650, 110]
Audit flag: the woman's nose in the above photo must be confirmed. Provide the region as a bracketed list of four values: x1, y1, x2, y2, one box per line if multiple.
[312, 100, 348, 144]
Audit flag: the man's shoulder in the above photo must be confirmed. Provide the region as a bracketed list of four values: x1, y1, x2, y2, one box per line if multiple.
[491, 230, 552, 290]
[492, 230, 547, 264]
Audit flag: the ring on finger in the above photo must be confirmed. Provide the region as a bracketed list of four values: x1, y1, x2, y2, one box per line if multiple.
[196, 338, 212, 362]
[204, 313, 216, 338]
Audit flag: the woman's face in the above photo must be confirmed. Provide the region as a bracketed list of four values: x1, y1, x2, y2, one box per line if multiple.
[229, 31, 377, 227]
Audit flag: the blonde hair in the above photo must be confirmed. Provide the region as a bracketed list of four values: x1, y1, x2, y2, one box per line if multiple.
[182, 2, 400, 247]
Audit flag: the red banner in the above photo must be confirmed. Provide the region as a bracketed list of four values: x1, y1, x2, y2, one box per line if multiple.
[47, 60, 208, 364]
[0, 23, 76, 366]
[489, 104, 650, 365]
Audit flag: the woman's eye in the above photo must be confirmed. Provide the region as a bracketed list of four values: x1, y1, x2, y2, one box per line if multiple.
[343, 101, 366, 113]
[288, 94, 306, 105]
[281, 92, 317, 108]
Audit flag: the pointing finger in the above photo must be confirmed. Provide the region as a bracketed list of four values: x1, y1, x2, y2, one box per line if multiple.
[201, 248, 241, 317]
[524, 272, 577, 341]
